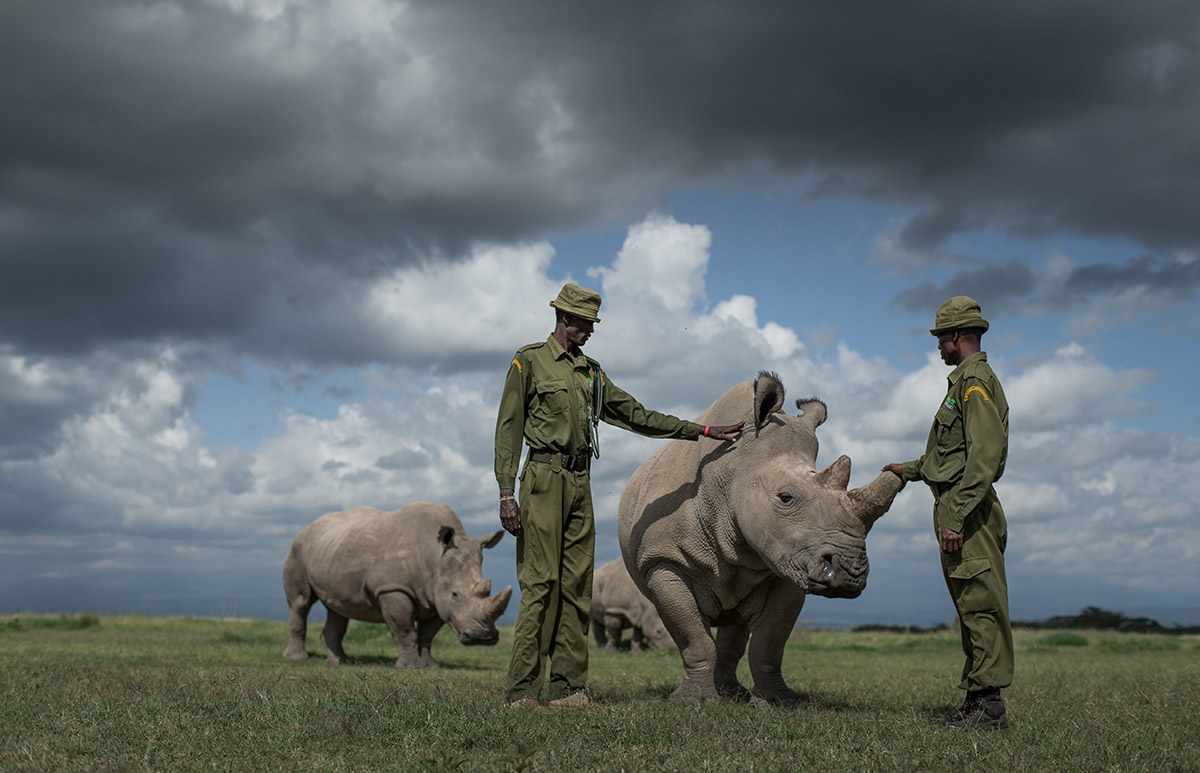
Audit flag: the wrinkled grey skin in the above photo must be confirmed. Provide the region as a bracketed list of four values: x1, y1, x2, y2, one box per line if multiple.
[283, 502, 512, 668]
[591, 557, 676, 654]
[618, 373, 903, 705]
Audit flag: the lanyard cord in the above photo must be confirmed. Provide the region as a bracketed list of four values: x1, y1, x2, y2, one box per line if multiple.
[588, 366, 603, 459]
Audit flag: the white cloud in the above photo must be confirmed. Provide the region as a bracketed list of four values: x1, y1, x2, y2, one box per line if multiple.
[3, 213, 1197, 622]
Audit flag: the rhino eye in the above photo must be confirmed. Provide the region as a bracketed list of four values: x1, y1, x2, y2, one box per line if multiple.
[777, 492, 794, 505]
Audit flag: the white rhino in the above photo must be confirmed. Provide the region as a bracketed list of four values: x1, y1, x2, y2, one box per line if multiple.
[591, 557, 675, 654]
[618, 372, 902, 705]
[282, 502, 513, 668]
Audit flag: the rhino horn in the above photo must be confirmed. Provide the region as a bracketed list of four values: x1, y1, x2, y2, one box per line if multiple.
[489, 585, 514, 618]
[473, 577, 492, 597]
[815, 455, 851, 490]
[847, 469, 904, 529]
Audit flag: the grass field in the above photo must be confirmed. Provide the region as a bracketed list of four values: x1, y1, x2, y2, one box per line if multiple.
[2, 613, 1197, 771]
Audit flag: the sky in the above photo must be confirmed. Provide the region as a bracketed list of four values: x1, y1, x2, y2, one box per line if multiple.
[2, 0, 1198, 630]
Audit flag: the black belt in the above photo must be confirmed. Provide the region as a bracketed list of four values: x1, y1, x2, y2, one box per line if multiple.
[528, 449, 591, 473]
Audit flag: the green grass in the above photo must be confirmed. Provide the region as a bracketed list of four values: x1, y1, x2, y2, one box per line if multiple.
[1, 613, 1197, 771]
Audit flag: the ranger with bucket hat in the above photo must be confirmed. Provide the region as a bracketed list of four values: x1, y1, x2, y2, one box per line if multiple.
[495, 282, 743, 709]
[883, 296, 1013, 730]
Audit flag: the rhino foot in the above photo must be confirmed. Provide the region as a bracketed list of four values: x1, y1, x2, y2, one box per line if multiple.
[394, 653, 439, 669]
[716, 682, 751, 702]
[670, 681, 719, 704]
[282, 645, 309, 660]
[325, 653, 357, 665]
[749, 688, 805, 709]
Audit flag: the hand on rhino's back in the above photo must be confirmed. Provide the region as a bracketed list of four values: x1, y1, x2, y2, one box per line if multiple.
[617, 372, 903, 704]
[283, 502, 512, 668]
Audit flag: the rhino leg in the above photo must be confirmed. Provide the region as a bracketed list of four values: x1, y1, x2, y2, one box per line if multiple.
[283, 593, 315, 660]
[714, 623, 751, 700]
[746, 584, 807, 707]
[646, 565, 718, 703]
[377, 591, 424, 668]
[592, 615, 608, 648]
[320, 609, 355, 665]
[413, 618, 443, 669]
[629, 626, 645, 655]
[603, 613, 625, 653]
[282, 549, 313, 660]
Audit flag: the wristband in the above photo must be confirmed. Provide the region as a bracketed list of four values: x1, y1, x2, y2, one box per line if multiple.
[703, 425, 710, 437]
[500, 495, 516, 502]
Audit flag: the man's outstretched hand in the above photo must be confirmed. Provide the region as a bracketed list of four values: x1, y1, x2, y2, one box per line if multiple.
[705, 420, 745, 442]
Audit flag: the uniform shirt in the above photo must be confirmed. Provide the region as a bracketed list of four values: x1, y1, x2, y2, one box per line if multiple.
[901, 352, 1008, 533]
[494, 335, 702, 490]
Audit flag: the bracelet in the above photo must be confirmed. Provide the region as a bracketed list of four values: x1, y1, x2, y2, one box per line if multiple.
[703, 425, 710, 437]
[500, 495, 516, 502]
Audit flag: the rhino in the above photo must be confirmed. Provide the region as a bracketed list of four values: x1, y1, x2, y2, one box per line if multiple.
[591, 557, 675, 654]
[282, 502, 513, 668]
[617, 372, 902, 705]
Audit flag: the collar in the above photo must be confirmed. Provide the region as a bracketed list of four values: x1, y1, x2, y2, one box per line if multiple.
[545, 334, 587, 366]
[947, 351, 987, 386]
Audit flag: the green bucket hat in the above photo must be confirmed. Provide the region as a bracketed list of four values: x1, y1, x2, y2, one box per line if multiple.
[550, 282, 602, 323]
[930, 295, 989, 336]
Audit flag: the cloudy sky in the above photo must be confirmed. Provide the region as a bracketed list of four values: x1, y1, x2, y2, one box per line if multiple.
[2, 0, 1198, 629]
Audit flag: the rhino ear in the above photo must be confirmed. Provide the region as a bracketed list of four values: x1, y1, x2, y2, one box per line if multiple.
[437, 525, 457, 553]
[795, 398, 828, 429]
[478, 529, 505, 549]
[814, 455, 851, 490]
[753, 371, 785, 430]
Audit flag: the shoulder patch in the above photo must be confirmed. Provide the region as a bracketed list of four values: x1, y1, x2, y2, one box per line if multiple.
[964, 385, 989, 402]
[510, 358, 522, 373]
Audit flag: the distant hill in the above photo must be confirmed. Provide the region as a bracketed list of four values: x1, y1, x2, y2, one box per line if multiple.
[854, 606, 1200, 635]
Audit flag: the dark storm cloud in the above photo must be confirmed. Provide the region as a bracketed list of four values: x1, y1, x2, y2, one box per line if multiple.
[3, 0, 1199, 360]
[891, 253, 1200, 318]
[890, 262, 1039, 316]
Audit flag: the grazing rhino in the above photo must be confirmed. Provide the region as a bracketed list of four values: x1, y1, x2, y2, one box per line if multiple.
[617, 372, 902, 705]
[591, 557, 675, 654]
[282, 502, 512, 668]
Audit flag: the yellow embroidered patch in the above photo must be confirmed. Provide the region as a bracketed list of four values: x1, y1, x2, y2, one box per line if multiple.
[964, 385, 989, 402]
[511, 358, 522, 373]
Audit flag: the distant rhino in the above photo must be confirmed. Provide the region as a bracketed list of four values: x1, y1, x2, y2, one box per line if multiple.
[618, 372, 902, 704]
[591, 557, 675, 654]
[282, 503, 512, 668]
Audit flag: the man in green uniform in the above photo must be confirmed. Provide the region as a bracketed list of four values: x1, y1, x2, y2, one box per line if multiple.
[883, 296, 1013, 730]
[495, 282, 743, 709]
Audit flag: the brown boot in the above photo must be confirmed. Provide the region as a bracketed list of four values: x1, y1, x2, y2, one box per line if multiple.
[548, 691, 601, 709]
[944, 690, 1009, 730]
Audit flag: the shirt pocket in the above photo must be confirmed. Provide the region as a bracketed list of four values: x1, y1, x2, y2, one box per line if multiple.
[934, 403, 962, 452]
[535, 378, 570, 416]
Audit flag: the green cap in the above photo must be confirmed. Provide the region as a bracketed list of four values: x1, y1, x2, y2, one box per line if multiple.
[930, 295, 989, 336]
[550, 282, 602, 323]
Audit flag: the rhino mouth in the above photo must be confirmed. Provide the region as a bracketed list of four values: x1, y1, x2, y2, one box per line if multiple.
[805, 551, 869, 598]
[456, 629, 500, 646]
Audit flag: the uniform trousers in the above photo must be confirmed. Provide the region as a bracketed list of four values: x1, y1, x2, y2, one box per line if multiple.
[938, 486, 1014, 693]
[505, 459, 595, 702]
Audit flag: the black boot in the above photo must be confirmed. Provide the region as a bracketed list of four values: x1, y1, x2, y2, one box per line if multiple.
[932, 691, 981, 726]
[944, 688, 1009, 730]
